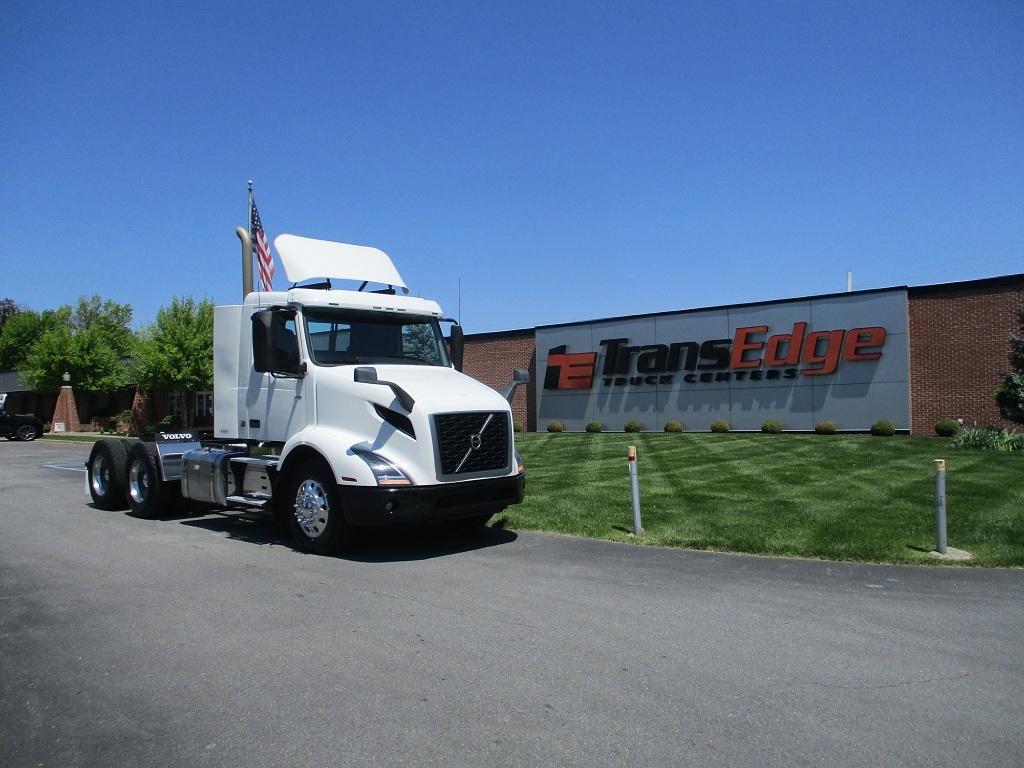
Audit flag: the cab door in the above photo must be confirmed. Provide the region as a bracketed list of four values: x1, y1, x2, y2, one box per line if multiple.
[246, 308, 308, 442]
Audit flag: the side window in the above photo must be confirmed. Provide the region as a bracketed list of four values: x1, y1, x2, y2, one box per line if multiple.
[308, 319, 353, 364]
[272, 314, 300, 373]
[253, 310, 301, 375]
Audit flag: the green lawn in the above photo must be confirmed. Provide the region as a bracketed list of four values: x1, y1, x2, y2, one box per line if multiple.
[500, 432, 1024, 567]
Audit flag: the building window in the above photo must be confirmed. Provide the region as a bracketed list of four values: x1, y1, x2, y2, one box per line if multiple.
[168, 391, 214, 423]
[168, 392, 186, 423]
[196, 391, 213, 418]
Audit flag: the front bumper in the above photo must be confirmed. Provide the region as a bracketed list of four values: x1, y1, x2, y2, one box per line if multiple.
[338, 471, 525, 526]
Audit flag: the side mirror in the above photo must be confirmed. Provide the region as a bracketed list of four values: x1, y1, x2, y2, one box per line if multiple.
[500, 368, 531, 403]
[354, 366, 415, 412]
[354, 367, 378, 384]
[448, 323, 464, 372]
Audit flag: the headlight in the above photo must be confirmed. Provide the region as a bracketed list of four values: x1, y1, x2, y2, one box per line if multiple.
[352, 448, 414, 486]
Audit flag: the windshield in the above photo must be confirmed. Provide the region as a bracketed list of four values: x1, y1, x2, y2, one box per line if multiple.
[303, 308, 450, 367]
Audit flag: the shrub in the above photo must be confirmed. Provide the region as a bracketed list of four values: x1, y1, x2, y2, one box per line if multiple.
[623, 420, 644, 433]
[953, 427, 997, 450]
[814, 421, 838, 435]
[585, 421, 603, 433]
[953, 427, 1024, 451]
[934, 418, 960, 437]
[761, 419, 783, 434]
[870, 420, 896, 437]
[663, 420, 684, 433]
[513, 420, 525, 433]
[710, 419, 730, 433]
[546, 421, 564, 433]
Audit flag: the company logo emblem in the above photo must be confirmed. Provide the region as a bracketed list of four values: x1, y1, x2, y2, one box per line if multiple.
[544, 346, 598, 390]
[470, 433, 483, 450]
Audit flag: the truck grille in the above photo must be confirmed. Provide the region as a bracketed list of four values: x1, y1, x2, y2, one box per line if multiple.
[433, 411, 511, 478]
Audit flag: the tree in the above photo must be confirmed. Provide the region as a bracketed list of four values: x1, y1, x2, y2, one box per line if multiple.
[19, 297, 134, 393]
[0, 298, 17, 334]
[134, 297, 215, 428]
[995, 311, 1024, 424]
[0, 308, 69, 374]
[70, 295, 135, 357]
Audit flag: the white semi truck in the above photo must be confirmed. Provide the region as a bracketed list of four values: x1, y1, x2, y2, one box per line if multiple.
[87, 233, 527, 554]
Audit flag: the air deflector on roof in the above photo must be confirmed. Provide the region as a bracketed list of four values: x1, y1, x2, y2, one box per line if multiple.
[273, 234, 410, 294]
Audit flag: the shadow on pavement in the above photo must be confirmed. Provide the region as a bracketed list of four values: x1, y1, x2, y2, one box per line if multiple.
[178, 512, 518, 562]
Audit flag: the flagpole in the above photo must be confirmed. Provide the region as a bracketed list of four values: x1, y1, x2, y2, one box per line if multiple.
[248, 180, 255, 283]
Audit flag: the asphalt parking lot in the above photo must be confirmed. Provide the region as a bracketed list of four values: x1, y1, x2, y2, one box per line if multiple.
[2, 440, 1022, 767]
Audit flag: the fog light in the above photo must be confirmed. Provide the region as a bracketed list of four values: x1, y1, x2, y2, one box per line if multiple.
[384, 500, 396, 514]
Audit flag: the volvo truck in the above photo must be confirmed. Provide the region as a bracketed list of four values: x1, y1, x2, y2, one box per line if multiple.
[86, 233, 526, 554]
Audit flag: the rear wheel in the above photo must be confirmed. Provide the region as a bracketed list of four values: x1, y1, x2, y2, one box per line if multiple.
[287, 460, 353, 555]
[15, 423, 39, 441]
[87, 439, 130, 510]
[126, 443, 174, 519]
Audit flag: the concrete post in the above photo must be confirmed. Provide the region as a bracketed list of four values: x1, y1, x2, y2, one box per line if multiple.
[935, 459, 947, 555]
[628, 445, 644, 536]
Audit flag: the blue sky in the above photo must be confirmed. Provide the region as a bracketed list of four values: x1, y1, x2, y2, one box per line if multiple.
[2, 1, 1022, 333]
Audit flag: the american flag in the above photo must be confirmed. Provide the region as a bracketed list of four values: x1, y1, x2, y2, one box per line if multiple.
[249, 198, 275, 292]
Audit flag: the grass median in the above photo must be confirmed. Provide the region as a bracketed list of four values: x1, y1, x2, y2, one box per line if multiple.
[498, 432, 1024, 567]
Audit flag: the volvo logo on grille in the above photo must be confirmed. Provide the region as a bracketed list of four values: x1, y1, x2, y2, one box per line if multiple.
[452, 414, 497, 474]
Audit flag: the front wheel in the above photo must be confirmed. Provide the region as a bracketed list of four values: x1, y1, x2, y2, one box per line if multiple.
[15, 423, 39, 441]
[125, 443, 174, 519]
[286, 460, 353, 555]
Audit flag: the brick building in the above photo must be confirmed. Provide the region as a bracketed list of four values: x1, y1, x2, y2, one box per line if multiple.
[907, 276, 1023, 433]
[463, 274, 1024, 435]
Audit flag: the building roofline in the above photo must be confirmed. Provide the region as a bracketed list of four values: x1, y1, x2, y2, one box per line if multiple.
[463, 327, 535, 342]
[906, 272, 1024, 297]
[518, 271, 1024, 334]
[534, 285, 907, 332]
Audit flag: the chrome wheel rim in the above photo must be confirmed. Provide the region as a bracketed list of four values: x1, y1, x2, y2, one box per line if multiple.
[128, 460, 150, 505]
[294, 478, 329, 539]
[91, 454, 110, 497]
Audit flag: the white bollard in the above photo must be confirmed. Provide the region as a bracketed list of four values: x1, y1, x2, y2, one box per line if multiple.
[628, 445, 644, 536]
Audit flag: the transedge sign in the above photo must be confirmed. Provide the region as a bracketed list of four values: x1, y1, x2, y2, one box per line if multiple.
[534, 289, 910, 432]
[545, 323, 887, 390]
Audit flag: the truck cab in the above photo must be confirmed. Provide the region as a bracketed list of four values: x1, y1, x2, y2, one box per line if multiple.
[87, 234, 525, 555]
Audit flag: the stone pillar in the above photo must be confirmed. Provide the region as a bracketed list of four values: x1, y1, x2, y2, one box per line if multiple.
[51, 385, 81, 434]
[130, 387, 151, 436]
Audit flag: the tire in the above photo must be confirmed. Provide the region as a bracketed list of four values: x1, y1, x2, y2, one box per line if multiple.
[87, 439, 130, 510]
[125, 442, 174, 519]
[286, 460, 353, 555]
[15, 423, 39, 441]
